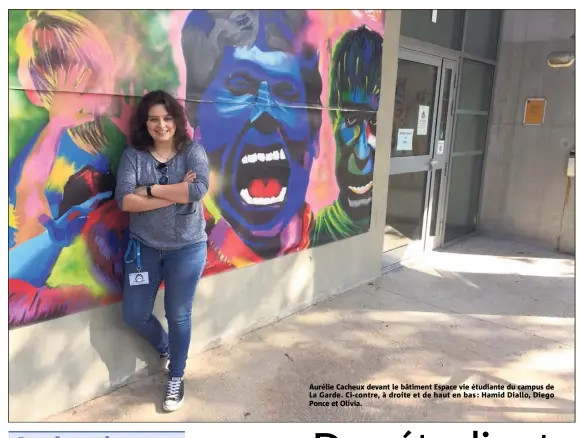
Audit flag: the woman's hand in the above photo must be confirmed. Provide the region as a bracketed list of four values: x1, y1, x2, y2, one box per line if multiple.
[132, 171, 196, 203]
[183, 170, 196, 183]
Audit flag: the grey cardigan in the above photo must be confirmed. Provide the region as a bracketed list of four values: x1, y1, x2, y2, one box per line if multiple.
[115, 142, 209, 251]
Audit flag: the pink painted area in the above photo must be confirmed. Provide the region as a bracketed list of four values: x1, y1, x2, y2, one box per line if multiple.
[22, 191, 44, 217]
[170, 11, 196, 137]
[169, 10, 190, 101]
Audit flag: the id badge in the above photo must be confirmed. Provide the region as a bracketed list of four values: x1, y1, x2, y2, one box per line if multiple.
[129, 272, 150, 286]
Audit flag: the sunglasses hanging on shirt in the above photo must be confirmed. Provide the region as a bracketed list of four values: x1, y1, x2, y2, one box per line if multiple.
[156, 162, 169, 185]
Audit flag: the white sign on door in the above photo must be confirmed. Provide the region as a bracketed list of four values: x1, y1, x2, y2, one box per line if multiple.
[396, 128, 414, 151]
[417, 105, 430, 136]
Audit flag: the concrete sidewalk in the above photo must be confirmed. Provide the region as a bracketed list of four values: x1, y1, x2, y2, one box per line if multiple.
[48, 236, 575, 422]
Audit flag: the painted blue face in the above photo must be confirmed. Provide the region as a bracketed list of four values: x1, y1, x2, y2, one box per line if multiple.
[334, 89, 378, 219]
[337, 92, 378, 176]
[197, 46, 317, 239]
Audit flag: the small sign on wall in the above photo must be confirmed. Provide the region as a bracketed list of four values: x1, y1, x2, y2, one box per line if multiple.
[523, 98, 546, 125]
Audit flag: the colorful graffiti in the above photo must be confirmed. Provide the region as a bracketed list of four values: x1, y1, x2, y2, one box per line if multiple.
[8, 10, 384, 328]
[311, 26, 383, 245]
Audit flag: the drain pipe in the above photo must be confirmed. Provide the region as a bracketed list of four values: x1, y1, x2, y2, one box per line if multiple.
[556, 150, 574, 252]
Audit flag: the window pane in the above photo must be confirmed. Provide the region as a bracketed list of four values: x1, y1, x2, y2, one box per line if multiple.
[401, 10, 464, 50]
[458, 59, 494, 111]
[444, 154, 484, 242]
[464, 10, 501, 60]
[453, 114, 489, 152]
[385, 171, 428, 251]
[391, 59, 438, 157]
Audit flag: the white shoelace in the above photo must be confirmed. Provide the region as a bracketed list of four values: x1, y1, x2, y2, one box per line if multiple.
[166, 378, 181, 401]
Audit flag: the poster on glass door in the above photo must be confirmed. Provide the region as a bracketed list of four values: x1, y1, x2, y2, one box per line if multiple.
[396, 128, 414, 151]
[417, 105, 430, 136]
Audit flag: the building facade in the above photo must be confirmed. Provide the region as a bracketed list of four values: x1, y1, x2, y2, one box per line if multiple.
[479, 10, 575, 254]
[7, 10, 575, 420]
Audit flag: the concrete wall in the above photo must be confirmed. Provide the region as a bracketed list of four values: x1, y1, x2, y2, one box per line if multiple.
[479, 10, 575, 254]
[8, 11, 401, 422]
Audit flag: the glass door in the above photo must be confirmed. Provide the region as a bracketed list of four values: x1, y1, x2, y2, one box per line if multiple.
[383, 49, 457, 268]
[425, 58, 458, 251]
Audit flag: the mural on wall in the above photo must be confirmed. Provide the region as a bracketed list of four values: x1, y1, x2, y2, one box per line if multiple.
[8, 10, 384, 328]
[311, 26, 383, 245]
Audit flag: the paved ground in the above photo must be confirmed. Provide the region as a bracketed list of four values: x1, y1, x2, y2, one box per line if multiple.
[49, 236, 575, 422]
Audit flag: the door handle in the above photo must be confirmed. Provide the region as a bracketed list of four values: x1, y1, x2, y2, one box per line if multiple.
[429, 159, 438, 169]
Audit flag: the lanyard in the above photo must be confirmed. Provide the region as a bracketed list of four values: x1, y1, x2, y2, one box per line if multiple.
[123, 239, 142, 272]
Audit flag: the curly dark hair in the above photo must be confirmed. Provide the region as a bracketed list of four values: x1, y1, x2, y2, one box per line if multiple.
[130, 90, 191, 152]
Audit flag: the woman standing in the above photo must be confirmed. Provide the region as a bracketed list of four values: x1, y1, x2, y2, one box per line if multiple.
[115, 90, 209, 412]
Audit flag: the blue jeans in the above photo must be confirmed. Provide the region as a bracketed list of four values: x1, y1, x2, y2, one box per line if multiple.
[122, 239, 207, 378]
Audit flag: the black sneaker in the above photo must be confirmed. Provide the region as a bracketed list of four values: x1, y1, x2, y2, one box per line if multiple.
[163, 377, 184, 412]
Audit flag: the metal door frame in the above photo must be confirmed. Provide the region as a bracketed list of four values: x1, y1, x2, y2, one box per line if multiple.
[383, 48, 459, 264]
[424, 58, 459, 251]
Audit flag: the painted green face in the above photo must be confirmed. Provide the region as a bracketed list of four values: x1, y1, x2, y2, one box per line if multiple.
[329, 27, 382, 221]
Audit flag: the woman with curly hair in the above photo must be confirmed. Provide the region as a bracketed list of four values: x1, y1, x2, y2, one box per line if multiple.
[116, 90, 209, 412]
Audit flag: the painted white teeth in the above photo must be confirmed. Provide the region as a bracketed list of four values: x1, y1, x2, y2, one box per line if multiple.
[240, 187, 287, 206]
[348, 196, 372, 208]
[240, 188, 252, 204]
[241, 149, 287, 164]
[239, 148, 288, 206]
[348, 181, 373, 195]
